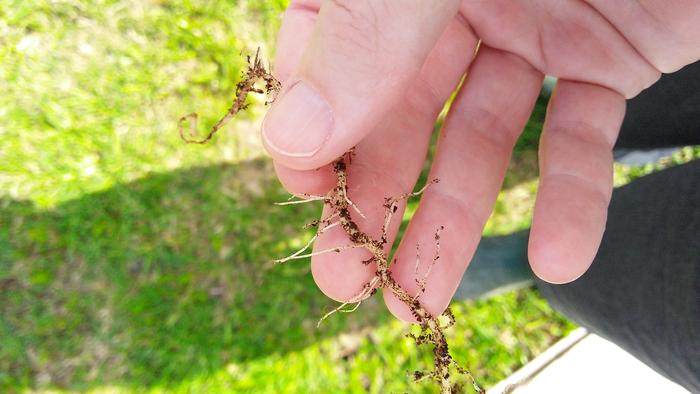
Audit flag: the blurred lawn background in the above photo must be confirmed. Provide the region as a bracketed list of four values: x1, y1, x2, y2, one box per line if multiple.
[2, 1, 699, 393]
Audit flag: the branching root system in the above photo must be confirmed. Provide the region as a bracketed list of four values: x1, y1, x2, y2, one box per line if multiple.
[180, 50, 484, 394]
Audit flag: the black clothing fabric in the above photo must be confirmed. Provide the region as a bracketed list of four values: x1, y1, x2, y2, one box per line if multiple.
[616, 62, 700, 149]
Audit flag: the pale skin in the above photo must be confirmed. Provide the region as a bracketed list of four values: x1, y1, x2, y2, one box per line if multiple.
[261, 0, 700, 322]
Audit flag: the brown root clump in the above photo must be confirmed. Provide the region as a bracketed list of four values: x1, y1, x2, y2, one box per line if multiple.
[180, 50, 484, 394]
[178, 48, 281, 144]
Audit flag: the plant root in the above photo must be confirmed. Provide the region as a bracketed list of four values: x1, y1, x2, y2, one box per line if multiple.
[178, 48, 281, 144]
[295, 154, 484, 394]
[179, 49, 484, 394]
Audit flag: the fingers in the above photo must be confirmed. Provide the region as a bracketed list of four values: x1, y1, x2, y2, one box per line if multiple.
[584, 0, 700, 73]
[262, 0, 462, 171]
[273, 161, 335, 196]
[460, 0, 660, 98]
[309, 128, 431, 302]
[273, 0, 319, 84]
[268, 1, 336, 196]
[384, 47, 544, 321]
[309, 17, 478, 302]
[528, 80, 625, 284]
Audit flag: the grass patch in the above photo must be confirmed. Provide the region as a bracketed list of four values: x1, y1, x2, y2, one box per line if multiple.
[5, 1, 697, 393]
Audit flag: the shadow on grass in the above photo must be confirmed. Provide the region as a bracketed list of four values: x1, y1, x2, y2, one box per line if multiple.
[0, 94, 550, 391]
[0, 159, 390, 391]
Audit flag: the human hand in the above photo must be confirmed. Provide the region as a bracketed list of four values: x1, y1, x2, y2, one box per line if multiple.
[262, 0, 700, 321]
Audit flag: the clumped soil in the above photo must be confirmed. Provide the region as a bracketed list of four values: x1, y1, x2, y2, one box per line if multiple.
[180, 50, 484, 394]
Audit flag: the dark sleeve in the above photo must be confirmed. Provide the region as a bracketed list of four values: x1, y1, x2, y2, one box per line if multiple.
[615, 60, 700, 149]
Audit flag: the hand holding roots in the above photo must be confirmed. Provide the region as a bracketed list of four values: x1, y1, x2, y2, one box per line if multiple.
[180, 50, 483, 394]
[276, 153, 484, 394]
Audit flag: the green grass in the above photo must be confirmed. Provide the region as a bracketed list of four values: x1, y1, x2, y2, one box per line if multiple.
[0, 0, 284, 208]
[0, 156, 573, 393]
[3, 1, 697, 393]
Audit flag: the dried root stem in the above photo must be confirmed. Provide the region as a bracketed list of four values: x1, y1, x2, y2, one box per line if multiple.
[179, 49, 484, 394]
[317, 276, 380, 327]
[178, 48, 281, 144]
[281, 152, 484, 394]
[274, 244, 362, 264]
[274, 195, 327, 206]
[412, 225, 443, 302]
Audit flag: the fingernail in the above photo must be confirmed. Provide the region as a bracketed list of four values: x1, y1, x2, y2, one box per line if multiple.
[262, 81, 333, 157]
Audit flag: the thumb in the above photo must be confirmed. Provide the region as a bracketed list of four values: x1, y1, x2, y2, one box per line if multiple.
[262, 0, 461, 170]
